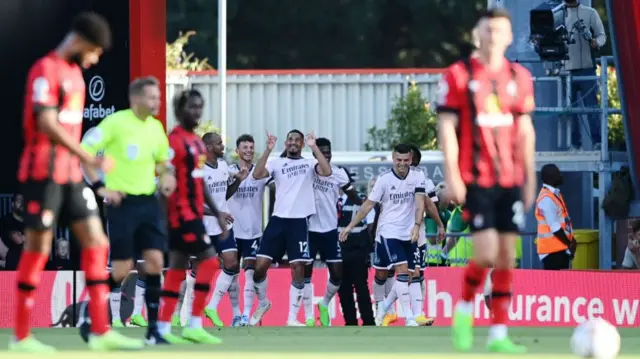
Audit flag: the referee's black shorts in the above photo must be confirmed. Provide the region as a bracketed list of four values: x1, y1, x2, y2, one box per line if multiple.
[106, 194, 167, 261]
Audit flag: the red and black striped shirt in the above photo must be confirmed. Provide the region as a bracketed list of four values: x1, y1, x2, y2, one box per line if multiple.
[436, 57, 535, 188]
[167, 125, 207, 228]
[18, 52, 86, 184]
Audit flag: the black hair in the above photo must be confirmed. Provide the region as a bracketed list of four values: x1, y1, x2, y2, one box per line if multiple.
[71, 12, 112, 49]
[173, 89, 203, 117]
[477, 7, 511, 22]
[202, 132, 219, 145]
[408, 144, 421, 165]
[541, 164, 560, 185]
[281, 129, 305, 157]
[316, 137, 331, 149]
[236, 134, 254, 148]
[287, 129, 304, 139]
[393, 143, 412, 155]
[632, 220, 640, 234]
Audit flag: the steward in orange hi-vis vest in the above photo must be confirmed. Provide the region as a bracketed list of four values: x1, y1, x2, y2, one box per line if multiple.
[535, 186, 574, 254]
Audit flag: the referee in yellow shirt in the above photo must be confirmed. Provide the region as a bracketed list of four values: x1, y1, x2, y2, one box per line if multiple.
[81, 76, 176, 344]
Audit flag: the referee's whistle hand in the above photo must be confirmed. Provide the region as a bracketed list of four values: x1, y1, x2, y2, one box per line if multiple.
[101, 190, 125, 206]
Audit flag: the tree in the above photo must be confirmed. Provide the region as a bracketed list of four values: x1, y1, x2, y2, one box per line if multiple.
[166, 31, 213, 71]
[599, 66, 625, 149]
[364, 81, 438, 151]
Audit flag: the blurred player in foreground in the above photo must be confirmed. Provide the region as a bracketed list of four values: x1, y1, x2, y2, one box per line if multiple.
[340, 144, 426, 326]
[436, 8, 536, 353]
[12, 12, 144, 352]
[250, 130, 333, 325]
[157, 89, 228, 344]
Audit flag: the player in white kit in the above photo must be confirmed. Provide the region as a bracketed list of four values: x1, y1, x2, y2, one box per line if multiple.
[340, 144, 425, 326]
[301, 137, 361, 326]
[249, 129, 332, 326]
[195, 132, 248, 327]
[225, 134, 272, 326]
[375, 146, 445, 326]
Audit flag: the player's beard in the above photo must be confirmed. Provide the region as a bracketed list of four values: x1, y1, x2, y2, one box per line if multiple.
[69, 52, 84, 67]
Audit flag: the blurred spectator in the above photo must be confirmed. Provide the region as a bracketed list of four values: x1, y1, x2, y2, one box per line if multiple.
[621, 220, 640, 269]
[337, 189, 375, 326]
[0, 194, 25, 270]
[536, 164, 575, 270]
[47, 238, 72, 270]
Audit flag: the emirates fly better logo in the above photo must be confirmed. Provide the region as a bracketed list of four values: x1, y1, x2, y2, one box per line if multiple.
[84, 75, 115, 122]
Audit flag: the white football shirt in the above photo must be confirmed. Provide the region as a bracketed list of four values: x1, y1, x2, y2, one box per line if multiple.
[309, 165, 353, 233]
[368, 169, 426, 241]
[263, 157, 318, 218]
[411, 167, 438, 246]
[227, 164, 272, 239]
[203, 159, 236, 235]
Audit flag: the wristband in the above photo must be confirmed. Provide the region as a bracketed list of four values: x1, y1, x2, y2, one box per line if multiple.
[91, 180, 105, 192]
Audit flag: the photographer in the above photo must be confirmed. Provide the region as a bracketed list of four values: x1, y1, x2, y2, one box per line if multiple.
[564, 0, 606, 150]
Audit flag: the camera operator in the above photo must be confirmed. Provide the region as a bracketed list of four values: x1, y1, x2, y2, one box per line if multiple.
[563, 0, 606, 151]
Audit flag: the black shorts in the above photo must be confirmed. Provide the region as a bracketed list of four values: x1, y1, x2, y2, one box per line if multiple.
[169, 219, 211, 255]
[22, 180, 99, 230]
[106, 195, 167, 261]
[464, 185, 524, 233]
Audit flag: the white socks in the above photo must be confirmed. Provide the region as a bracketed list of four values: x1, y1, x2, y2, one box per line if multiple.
[254, 277, 269, 306]
[489, 324, 507, 341]
[321, 279, 340, 307]
[394, 277, 412, 321]
[288, 282, 304, 322]
[184, 272, 196, 315]
[132, 281, 146, 316]
[409, 281, 423, 317]
[228, 275, 241, 317]
[302, 280, 313, 321]
[207, 270, 234, 310]
[385, 276, 397, 315]
[243, 269, 256, 317]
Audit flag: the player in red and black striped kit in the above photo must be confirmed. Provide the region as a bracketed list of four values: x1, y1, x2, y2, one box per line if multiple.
[156, 89, 228, 344]
[436, 8, 536, 354]
[12, 13, 142, 352]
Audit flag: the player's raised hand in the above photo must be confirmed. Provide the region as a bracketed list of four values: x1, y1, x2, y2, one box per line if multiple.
[305, 131, 317, 147]
[234, 166, 249, 181]
[265, 131, 277, 151]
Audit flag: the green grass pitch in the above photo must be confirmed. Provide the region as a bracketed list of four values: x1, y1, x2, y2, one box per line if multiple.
[0, 327, 637, 358]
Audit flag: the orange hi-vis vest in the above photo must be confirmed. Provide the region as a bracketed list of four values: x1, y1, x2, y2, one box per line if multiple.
[535, 186, 574, 254]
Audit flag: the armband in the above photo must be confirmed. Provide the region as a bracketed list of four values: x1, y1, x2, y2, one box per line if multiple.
[91, 180, 105, 192]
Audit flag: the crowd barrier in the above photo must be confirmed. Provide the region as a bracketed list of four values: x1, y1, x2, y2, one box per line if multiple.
[0, 268, 638, 328]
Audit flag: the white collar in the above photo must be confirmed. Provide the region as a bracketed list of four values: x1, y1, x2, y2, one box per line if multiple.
[543, 184, 560, 194]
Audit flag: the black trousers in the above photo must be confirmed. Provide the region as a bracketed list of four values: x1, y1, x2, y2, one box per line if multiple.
[338, 248, 375, 326]
[541, 250, 571, 270]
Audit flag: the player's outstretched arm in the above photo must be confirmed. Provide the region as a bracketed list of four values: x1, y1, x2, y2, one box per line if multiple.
[307, 132, 332, 177]
[438, 113, 461, 187]
[38, 109, 93, 164]
[254, 132, 276, 180]
[340, 199, 375, 241]
[519, 114, 536, 210]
